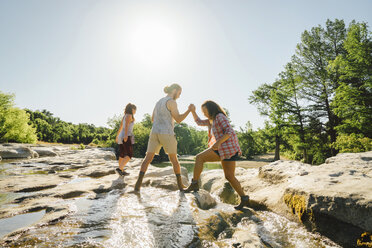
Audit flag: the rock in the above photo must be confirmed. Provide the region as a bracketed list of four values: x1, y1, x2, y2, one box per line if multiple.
[85, 169, 115, 178]
[218, 182, 239, 205]
[0, 144, 39, 159]
[199, 151, 372, 248]
[32, 147, 59, 157]
[138, 165, 189, 191]
[192, 189, 217, 210]
[104, 152, 116, 161]
[198, 210, 255, 243]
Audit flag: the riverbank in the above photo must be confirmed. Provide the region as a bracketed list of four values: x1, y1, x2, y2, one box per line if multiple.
[0, 143, 370, 247]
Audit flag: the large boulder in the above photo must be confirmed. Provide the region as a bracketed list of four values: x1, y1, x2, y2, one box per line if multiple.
[199, 151, 372, 248]
[0, 144, 38, 159]
[31, 147, 59, 157]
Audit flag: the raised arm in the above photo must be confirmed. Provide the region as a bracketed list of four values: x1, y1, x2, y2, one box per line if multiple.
[189, 104, 210, 126]
[167, 100, 190, 123]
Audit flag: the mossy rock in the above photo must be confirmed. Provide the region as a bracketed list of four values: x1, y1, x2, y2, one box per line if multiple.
[358, 232, 372, 248]
[218, 182, 239, 205]
[283, 192, 313, 223]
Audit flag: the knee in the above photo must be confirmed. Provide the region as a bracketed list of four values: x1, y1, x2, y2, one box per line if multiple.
[195, 154, 205, 163]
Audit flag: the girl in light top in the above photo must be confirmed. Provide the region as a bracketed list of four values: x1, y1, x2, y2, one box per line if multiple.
[115, 103, 136, 176]
[185, 101, 250, 210]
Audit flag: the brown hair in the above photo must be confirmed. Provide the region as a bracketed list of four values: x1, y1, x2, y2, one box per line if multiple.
[124, 103, 136, 115]
[163, 83, 181, 94]
[201, 100, 227, 120]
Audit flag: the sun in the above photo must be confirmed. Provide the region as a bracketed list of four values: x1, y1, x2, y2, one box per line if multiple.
[129, 19, 178, 68]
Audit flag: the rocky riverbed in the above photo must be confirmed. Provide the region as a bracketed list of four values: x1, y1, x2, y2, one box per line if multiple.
[0, 143, 370, 247]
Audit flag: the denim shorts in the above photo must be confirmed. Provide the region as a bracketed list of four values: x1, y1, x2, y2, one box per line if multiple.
[213, 150, 240, 161]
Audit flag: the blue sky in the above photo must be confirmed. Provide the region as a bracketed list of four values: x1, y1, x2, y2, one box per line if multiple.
[1, 0, 371, 130]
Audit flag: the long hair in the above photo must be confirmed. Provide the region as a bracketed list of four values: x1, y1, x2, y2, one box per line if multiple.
[201, 100, 226, 120]
[163, 83, 182, 94]
[124, 103, 136, 115]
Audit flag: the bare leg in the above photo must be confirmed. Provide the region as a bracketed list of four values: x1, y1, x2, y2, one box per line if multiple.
[135, 152, 155, 191]
[221, 161, 245, 197]
[119, 156, 130, 171]
[192, 148, 220, 181]
[168, 153, 181, 174]
[168, 153, 186, 190]
[139, 152, 155, 173]
[118, 157, 123, 168]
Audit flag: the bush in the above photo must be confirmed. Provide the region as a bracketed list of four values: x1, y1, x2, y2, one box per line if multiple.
[333, 133, 372, 153]
[0, 92, 37, 143]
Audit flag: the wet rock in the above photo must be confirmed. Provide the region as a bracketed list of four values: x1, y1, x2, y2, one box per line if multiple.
[16, 184, 57, 193]
[198, 210, 255, 243]
[85, 169, 115, 178]
[149, 176, 180, 191]
[0, 174, 66, 193]
[200, 151, 372, 248]
[192, 189, 217, 210]
[58, 190, 86, 199]
[218, 182, 239, 205]
[142, 165, 189, 191]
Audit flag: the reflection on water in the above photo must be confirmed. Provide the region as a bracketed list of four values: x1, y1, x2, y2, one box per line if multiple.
[105, 188, 197, 248]
[0, 159, 341, 248]
[253, 211, 340, 248]
[1, 185, 342, 248]
[0, 210, 46, 239]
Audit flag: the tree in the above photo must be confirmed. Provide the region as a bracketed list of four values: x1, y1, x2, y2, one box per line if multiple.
[249, 82, 286, 160]
[292, 19, 347, 155]
[278, 63, 310, 162]
[0, 91, 37, 143]
[330, 21, 372, 137]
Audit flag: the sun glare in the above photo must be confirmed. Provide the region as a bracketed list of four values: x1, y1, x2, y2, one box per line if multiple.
[129, 19, 178, 68]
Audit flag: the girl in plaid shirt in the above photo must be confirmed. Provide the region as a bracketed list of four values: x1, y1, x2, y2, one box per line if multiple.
[184, 100, 250, 210]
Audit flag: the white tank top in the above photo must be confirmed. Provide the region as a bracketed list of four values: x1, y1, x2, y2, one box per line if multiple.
[118, 114, 134, 144]
[151, 96, 175, 135]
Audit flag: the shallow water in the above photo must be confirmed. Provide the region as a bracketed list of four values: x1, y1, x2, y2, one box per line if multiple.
[0, 159, 341, 248]
[0, 210, 46, 239]
[1, 186, 341, 248]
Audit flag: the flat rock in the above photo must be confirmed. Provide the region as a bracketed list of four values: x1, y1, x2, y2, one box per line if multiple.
[0, 144, 38, 159]
[199, 151, 372, 247]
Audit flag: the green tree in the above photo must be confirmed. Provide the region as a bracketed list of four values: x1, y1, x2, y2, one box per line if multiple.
[0, 92, 37, 143]
[249, 82, 287, 160]
[292, 19, 347, 155]
[330, 21, 372, 138]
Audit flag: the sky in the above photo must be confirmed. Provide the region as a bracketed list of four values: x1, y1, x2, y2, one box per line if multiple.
[1, 0, 371, 130]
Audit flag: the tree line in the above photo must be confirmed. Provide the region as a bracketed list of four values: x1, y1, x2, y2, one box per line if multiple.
[249, 19, 372, 164]
[0, 92, 210, 158]
[1, 19, 370, 163]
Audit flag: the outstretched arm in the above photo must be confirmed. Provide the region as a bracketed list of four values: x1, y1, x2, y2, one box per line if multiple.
[167, 100, 190, 123]
[189, 104, 210, 126]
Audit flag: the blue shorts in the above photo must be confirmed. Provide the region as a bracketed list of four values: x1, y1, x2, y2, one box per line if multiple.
[213, 150, 240, 161]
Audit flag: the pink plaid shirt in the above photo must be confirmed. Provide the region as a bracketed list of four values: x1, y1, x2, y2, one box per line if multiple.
[196, 113, 242, 160]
